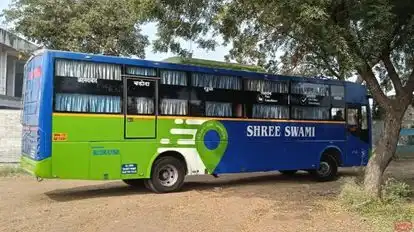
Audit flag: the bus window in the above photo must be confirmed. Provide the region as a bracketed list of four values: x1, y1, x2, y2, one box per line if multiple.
[291, 106, 330, 120]
[245, 79, 289, 119]
[159, 70, 188, 116]
[361, 106, 368, 130]
[332, 108, 345, 121]
[191, 72, 243, 118]
[347, 108, 359, 126]
[54, 59, 122, 113]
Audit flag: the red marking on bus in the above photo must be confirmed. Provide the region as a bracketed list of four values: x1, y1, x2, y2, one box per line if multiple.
[28, 66, 42, 80]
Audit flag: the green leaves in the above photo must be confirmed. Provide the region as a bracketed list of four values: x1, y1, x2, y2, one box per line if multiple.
[145, 0, 413, 86]
[2, 0, 149, 57]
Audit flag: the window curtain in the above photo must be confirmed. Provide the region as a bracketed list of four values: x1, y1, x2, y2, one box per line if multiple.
[192, 73, 241, 90]
[253, 105, 289, 119]
[160, 99, 188, 115]
[126, 66, 157, 76]
[292, 106, 329, 120]
[56, 60, 121, 81]
[160, 70, 187, 86]
[205, 102, 232, 117]
[291, 83, 329, 96]
[55, 93, 121, 113]
[133, 97, 154, 114]
[245, 79, 288, 93]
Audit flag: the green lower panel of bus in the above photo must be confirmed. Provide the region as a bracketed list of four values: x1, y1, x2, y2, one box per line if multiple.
[50, 141, 160, 180]
[21, 156, 52, 178]
[23, 113, 224, 180]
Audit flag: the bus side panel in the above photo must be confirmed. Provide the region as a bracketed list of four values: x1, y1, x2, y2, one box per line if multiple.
[52, 114, 124, 141]
[51, 115, 123, 179]
[52, 142, 90, 179]
[212, 121, 346, 174]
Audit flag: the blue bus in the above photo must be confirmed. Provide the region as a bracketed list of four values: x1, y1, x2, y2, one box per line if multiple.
[21, 49, 371, 193]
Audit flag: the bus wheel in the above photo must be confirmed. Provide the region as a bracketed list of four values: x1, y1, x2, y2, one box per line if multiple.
[279, 170, 298, 175]
[122, 179, 144, 187]
[313, 155, 338, 181]
[144, 156, 186, 193]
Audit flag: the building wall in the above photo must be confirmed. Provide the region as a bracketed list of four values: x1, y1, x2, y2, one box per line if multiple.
[0, 109, 21, 163]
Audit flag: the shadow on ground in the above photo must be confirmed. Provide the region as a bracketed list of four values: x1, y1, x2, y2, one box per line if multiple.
[45, 169, 360, 202]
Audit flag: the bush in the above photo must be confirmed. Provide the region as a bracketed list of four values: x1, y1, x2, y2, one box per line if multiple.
[382, 178, 412, 204]
[339, 177, 414, 231]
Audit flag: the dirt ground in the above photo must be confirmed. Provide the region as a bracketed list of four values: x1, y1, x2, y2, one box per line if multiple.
[1, 160, 412, 232]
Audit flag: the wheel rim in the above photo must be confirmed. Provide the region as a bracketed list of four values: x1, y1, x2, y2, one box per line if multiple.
[158, 164, 179, 187]
[317, 161, 331, 176]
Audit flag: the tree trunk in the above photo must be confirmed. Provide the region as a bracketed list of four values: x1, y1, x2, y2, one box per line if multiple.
[363, 111, 405, 198]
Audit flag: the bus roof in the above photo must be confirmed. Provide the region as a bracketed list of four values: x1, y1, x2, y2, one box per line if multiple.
[39, 48, 361, 86]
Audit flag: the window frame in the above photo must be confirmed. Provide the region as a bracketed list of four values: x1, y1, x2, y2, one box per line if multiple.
[124, 76, 158, 116]
[53, 58, 124, 115]
[52, 58, 350, 121]
[158, 69, 190, 116]
[243, 78, 290, 120]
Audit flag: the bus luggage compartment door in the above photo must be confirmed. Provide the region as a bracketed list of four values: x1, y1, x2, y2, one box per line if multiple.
[124, 77, 157, 139]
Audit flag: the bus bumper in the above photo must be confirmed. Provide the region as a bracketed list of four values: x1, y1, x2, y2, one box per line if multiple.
[20, 156, 52, 179]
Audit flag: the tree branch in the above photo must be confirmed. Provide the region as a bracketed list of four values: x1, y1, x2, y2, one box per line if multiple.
[403, 68, 414, 94]
[357, 63, 390, 108]
[381, 52, 403, 96]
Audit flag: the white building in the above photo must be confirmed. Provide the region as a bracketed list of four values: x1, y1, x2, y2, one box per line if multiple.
[0, 28, 39, 163]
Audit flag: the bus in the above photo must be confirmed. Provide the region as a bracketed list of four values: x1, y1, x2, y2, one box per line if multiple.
[20, 49, 372, 193]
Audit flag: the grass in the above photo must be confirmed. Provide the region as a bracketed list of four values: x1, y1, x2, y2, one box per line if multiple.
[339, 177, 414, 232]
[0, 165, 28, 177]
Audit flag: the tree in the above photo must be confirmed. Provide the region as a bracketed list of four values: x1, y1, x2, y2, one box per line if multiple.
[2, 0, 149, 57]
[143, 0, 414, 198]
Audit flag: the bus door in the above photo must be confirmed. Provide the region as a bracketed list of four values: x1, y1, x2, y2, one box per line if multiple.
[345, 104, 370, 165]
[124, 77, 158, 139]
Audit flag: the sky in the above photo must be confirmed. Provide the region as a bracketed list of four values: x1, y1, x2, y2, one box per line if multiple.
[0, 0, 230, 62]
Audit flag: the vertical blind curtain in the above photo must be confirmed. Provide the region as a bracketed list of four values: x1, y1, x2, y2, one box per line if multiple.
[160, 99, 188, 115]
[132, 97, 154, 114]
[291, 83, 329, 96]
[191, 73, 242, 90]
[160, 70, 187, 86]
[292, 106, 329, 120]
[56, 60, 122, 81]
[55, 93, 121, 113]
[126, 66, 157, 76]
[253, 105, 289, 119]
[245, 79, 288, 93]
[206, 101, 232, 117]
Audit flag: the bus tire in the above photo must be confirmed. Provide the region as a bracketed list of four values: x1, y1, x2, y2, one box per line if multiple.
[122, 179, 144, 187]
[144, 156, 186, 193]
[313, 154, 338, 181]
[279, 170, 298, 175]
